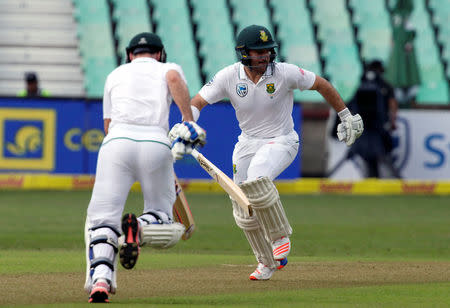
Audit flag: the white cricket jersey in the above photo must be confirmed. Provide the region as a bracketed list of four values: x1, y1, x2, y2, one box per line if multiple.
[199, 62, 316, 138]
[103, 57, 187, 132]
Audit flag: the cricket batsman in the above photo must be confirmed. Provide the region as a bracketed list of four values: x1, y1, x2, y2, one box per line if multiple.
[84, 32, 206, 303]
[171, 25, 363, 280]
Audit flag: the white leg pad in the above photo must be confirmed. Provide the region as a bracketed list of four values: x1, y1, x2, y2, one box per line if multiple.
[232, 199, 277, 269]
[239, 177, 292, 242]
[84, 219, 119, 294]
[140, 222, 185, 249]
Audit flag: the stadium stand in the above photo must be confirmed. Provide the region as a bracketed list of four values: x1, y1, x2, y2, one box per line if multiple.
[111, 0, 153, 64]
[409, 0, 449, 104]
[73, 0, 116, 98]
[150, 0, 203, 96]
[428, 0, 450, 83]
[349, 0, 392, 63]
[270, 0, 323, 102]
[309, 0, 362, 101]
[0, 0, 84, 97]
[229, 0, 274, 37]
[191, 0, 236, 83]
[0, 0, 448, 105]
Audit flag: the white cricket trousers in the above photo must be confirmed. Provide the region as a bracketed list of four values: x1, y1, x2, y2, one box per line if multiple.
[232, 130, 300, 184]
[87, 124, 175, 230]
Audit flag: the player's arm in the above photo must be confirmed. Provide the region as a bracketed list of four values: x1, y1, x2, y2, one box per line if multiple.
[167, 70, 206, 159]
[191, 93, 208, 112]
[103, 77, 112, 135]
[310, 75, 346, 113]
[166, 69, 193, 122]
[104, 119, 111, 135]
[311, 75, 364, 146]
[389, 97, 398, 130]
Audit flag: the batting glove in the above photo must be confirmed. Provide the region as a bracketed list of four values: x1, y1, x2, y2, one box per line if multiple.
[337, 109, 364, 146]
[171, 138, 193, 160]
[169, 121, 206, 145]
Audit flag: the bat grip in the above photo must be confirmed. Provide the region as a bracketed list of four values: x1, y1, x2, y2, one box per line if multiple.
[190, 148, 200, 160]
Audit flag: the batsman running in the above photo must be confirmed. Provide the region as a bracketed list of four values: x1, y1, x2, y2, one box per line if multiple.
[171, 25, 363, 280]
[84, 32, 206, 303]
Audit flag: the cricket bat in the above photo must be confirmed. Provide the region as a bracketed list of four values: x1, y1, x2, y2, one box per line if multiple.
[191, 149, 253, 216]
[173, 175, 195, 240]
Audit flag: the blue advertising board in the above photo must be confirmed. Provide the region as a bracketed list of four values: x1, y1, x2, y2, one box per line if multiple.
[0, 98, 301, 178]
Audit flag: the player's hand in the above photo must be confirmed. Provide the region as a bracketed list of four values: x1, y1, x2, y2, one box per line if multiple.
[171, 138, 193, 160]
[169, 121, 206, 145]
[168, 123, 182, 142]
[337, 114, 364, 146]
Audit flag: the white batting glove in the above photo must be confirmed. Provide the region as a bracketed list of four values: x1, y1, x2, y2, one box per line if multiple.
[337, 108, 364, 146]
[171, 139, 193, 160]
[168, 123, 182, 142]
[169, 121, 206, 145]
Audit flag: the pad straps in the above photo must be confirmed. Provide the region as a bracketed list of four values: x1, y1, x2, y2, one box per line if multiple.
[90, 235, 118, 253]
[90, 224, 121, 237]
[90, 257, 115, 271]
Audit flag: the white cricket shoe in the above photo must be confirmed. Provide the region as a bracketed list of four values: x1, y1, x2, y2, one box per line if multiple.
[249, 263, 276, 280]
[272, 236, 291, 260]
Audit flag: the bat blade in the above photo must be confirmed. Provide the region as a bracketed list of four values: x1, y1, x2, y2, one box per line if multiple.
[173, 175, 195, 240]
[191, 149, 253, 216]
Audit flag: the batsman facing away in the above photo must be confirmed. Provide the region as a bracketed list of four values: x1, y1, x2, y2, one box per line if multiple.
[171, 25, 364, 281]
[84, 32, 206, 303]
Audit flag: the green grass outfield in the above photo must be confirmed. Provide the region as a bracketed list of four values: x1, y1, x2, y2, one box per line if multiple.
[0, 191, 449, 307]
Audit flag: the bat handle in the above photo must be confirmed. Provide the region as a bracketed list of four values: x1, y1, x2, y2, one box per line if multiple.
[190, 148, 200, 160]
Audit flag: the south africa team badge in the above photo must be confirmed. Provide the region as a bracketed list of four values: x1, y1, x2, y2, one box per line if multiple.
[236, 83, 248, 97]
[266, 83, 275, 94]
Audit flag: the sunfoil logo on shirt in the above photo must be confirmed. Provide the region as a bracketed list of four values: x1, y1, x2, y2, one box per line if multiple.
[236, 83, 248, 97]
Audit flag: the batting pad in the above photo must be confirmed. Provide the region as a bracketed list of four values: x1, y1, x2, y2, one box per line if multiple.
[141, 223, 185, 249]
[232, 199, 277, 269]
[84, 219, 119, 294]
[239, 177, 292, 242]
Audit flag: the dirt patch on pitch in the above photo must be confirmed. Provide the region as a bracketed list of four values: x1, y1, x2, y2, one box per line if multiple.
[1, 261, 449, 305]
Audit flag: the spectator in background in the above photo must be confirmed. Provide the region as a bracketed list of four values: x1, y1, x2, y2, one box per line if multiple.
[17, 72, 51, 97]
[347, 60, 401, 178]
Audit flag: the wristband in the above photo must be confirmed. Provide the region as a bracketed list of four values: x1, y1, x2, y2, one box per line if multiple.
[338, 108, 351, 121]
[191, 105, 200, 122]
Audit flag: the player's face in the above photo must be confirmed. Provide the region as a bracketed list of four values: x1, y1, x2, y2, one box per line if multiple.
[248, 49, 270, 73]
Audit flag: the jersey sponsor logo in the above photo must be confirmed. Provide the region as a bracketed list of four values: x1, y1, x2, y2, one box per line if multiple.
[0, 108, 55, 170]
[266, 83, 275, 94]
[236, 83, 248, 97]
[260, 30, 269, 42]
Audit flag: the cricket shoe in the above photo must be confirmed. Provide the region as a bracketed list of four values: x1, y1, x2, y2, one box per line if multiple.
[249, 263, 276, 281]
[119, 213, 141, 269]
[272, 236, 291, 261]
[277, 257, 288, 270]
[88, 278, 110, 303]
